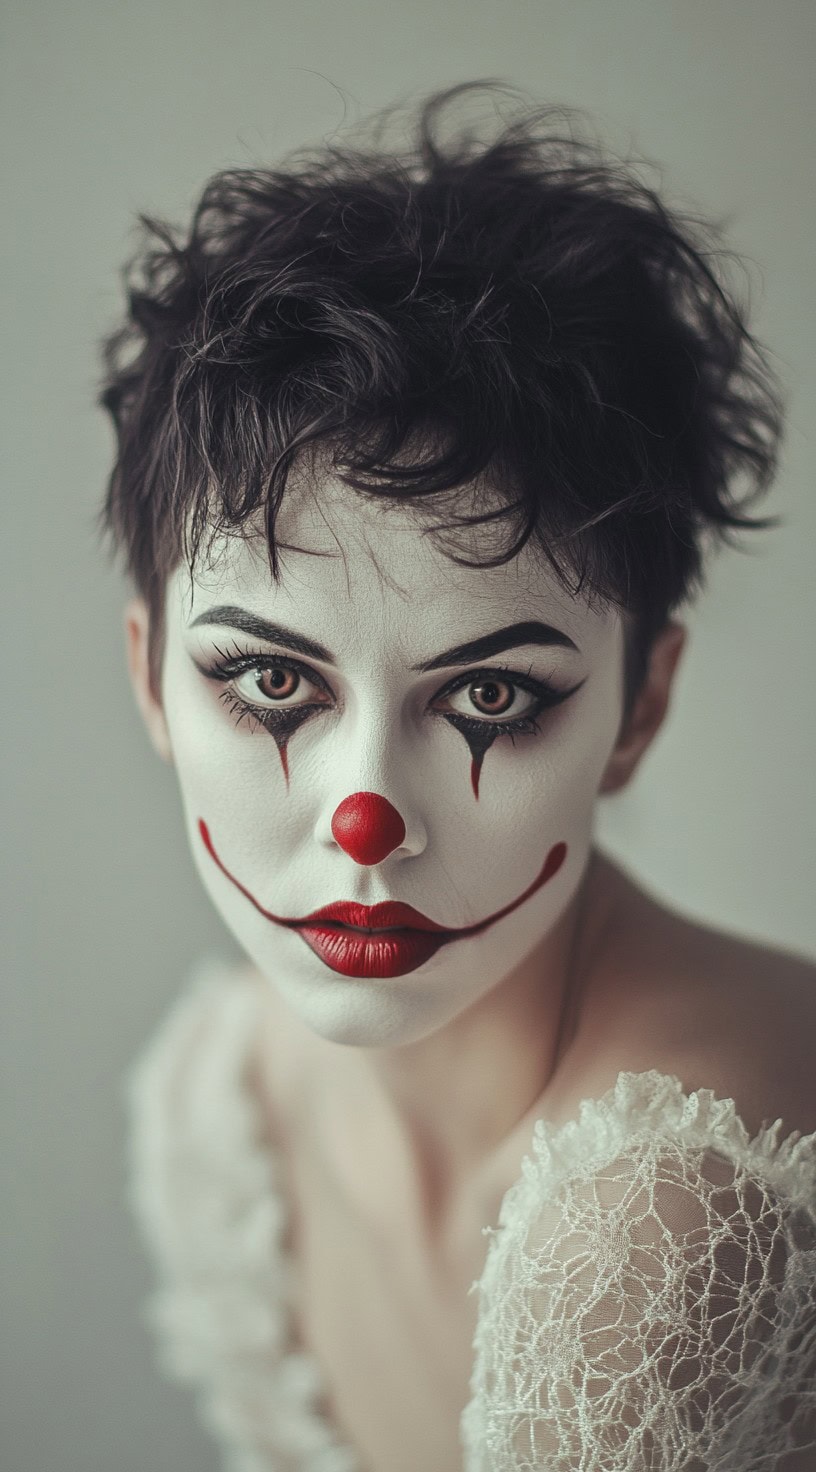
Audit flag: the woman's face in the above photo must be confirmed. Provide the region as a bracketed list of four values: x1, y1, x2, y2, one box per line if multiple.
[148, 477, 631, 1048]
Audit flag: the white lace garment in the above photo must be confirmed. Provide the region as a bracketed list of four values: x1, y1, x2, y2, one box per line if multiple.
[124, 959, 816, 1471]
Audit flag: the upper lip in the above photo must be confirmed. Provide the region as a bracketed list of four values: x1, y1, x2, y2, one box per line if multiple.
[300, 900, 449, 934]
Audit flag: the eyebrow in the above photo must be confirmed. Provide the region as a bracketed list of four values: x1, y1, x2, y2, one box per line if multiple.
[189, 608, 334, 663]
[188, 607, 579, 669]
[411, 619, 579, 670]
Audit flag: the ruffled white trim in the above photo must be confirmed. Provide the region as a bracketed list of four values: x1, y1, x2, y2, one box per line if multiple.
[124, 958, 363, 1472]
[527, 1068, 816, 1208]
[124, 958, 816, 1472]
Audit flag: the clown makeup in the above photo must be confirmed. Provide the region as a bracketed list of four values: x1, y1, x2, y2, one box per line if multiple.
[156, 474, 627, 1052]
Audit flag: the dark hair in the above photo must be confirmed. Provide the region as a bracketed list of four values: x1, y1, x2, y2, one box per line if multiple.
[98, 81, 784, 713]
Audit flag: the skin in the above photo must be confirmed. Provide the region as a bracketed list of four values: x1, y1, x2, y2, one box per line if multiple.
[126, 473, 686, 1230]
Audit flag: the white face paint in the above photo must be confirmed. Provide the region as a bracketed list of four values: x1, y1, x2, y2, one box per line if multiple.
[158, 476, 626, 1049]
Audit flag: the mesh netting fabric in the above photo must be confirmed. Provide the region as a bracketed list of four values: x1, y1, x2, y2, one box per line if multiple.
[125, 963, 816, 1472]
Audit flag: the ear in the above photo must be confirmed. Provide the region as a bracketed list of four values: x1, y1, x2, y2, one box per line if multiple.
[599, 620, 686, 795]
[124, 597, 173, 764]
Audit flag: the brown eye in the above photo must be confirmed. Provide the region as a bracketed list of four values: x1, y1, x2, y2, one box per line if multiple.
[439, 674, 540, 724]
[232, 663, 326, 708]
[256, 666, 299, 700]
[469, 678, 515, 715]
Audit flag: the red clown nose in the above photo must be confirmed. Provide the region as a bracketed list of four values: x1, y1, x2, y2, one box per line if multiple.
[330, 791, 407, 865]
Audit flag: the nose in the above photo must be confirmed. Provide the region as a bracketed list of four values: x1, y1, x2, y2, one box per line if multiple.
[330, 791, 407, 865]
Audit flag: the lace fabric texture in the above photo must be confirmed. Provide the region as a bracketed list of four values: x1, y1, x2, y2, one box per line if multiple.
[462, 1068, 816, 1470]
[124, 959, 816, 1472]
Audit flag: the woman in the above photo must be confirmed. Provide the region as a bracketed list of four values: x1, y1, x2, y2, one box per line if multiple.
[101, 85, 816, 1471]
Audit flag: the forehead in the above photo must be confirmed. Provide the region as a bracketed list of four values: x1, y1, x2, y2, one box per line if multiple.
[172, 474, 620, 656]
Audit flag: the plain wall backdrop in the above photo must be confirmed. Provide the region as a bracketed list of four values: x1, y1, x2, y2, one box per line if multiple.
[2, 2, 815, 1468]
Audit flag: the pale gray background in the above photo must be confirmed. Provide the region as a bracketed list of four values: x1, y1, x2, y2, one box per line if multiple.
[3, 2, 815, 1468]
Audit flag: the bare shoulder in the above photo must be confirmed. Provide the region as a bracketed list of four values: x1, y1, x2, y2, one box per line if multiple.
[571, 855, 816, 1144]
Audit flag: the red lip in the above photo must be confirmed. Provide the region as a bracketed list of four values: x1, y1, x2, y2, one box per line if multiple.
[197, 818, 567, 978]
[302, 899, 448, 933]
[297, 926, 447, 978]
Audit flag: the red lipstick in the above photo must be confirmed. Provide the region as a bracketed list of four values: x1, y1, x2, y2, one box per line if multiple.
[198, 819, 566, 980]
[302, 899, 447, 932]
[296, 925, 449, 978]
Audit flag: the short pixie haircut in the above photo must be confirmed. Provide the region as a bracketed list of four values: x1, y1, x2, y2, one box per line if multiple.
[98, 83, 783, 714]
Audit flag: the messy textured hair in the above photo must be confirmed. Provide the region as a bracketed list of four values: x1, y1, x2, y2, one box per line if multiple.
[98, 82, 783, 713]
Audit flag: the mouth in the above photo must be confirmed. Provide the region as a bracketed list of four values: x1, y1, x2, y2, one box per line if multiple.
[300, 899, 449, 933]
[295, 922, 450, 978]
[197, 818, 567, 978]
[293, 900, 454, 977]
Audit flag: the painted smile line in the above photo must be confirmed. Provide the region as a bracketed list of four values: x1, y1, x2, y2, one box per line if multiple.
[198, 817, 567, 979]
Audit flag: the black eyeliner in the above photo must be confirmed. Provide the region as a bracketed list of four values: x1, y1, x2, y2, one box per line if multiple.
[192, 638, 585, 741]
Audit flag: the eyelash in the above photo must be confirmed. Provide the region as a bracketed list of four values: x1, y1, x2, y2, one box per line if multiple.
[198, 640, 576, 742]
[436, 666, 563, 743]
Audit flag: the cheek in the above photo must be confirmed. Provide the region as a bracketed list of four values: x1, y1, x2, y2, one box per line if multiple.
[442, 668, 623, 810]
[466, 708, 619, 864]
[163, 684, 296, 846]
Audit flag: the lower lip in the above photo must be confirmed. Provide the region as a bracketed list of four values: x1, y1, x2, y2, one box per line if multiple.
[297, 924, 452, 978]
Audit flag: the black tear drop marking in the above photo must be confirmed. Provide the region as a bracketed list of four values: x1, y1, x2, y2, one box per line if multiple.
[257, 705, 318, 792]
[442, 714, 500, 800]
[273, 732, 290, 788]
[470, 751, 484, 800]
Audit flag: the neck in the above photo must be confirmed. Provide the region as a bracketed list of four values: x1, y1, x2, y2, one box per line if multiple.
[316, 847, 619, 1243]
